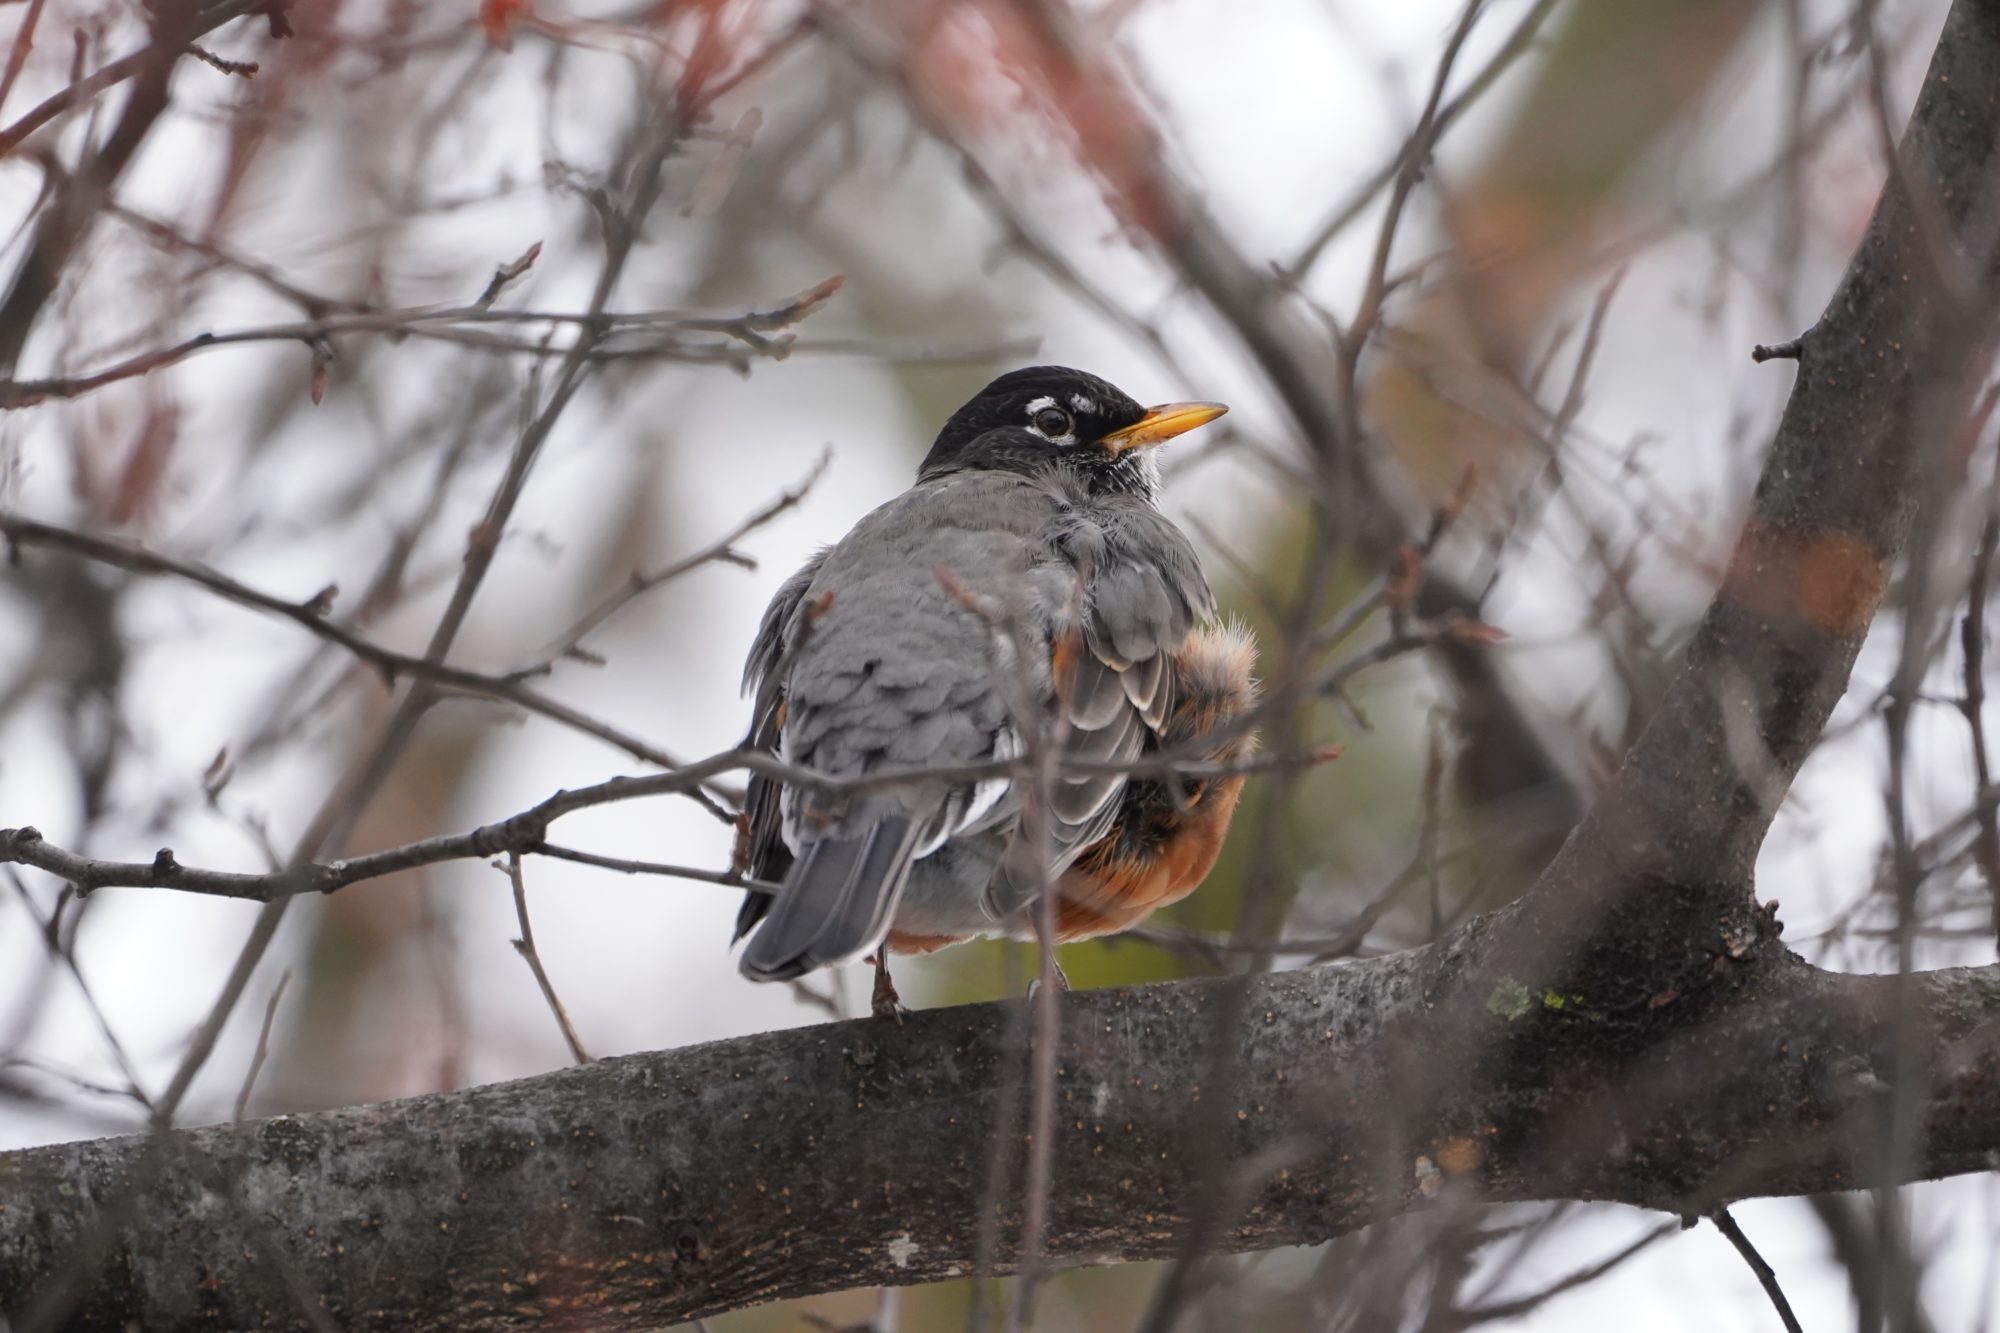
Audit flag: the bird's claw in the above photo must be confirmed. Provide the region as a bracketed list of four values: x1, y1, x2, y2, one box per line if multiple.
[870, 953, 908, 1024]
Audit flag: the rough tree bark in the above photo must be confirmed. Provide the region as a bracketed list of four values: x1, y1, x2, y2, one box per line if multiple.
[1, 953, 1996, 1331]
[4, 1, 2000, 1329]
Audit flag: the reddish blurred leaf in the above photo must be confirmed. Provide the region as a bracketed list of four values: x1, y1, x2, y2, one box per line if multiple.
[479, 0, 530, 51]
[651, 0, 743, 117]
[1442, 615, 1508, 647]
[906, 1, 1170, 240]
[102, 392, 183, 528]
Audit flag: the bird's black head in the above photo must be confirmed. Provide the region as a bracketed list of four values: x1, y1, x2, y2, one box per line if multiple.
[917, 365, 1226, 499]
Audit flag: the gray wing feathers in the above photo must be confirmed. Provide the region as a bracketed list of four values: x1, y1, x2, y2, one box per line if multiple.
[1063, 652, 1133, 730]
[1053, 702, 1139, 823]
[738, 817, 922, 980]
[979, 495, 1214, 920]
[1122, 653, 1168, 729]
[738, 477, 1045, 975]
[743, 551, 828, 702]
[775, 476, 1051, 833]
[735, 550, 834, 942]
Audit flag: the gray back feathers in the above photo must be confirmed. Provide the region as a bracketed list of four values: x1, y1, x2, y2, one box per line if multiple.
[748, 466, 1209, 852]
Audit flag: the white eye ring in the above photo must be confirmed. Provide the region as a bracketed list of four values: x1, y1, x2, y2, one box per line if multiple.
[1032, 405, 1073, 438]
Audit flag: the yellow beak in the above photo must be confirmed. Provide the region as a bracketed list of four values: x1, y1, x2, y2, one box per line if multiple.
[1096, 401, 1228, 455]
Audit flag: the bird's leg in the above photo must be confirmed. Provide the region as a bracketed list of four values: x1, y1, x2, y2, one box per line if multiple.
[1025, 959, 1071, 1002]
[869, 950, 909, 1023]
[1026, 912, 1072, 1000]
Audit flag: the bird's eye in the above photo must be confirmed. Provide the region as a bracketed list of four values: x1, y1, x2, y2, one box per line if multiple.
[1032, 406, 1072, 438]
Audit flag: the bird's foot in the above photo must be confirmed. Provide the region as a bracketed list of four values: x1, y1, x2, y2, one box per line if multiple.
[870, 953, 909, 1024]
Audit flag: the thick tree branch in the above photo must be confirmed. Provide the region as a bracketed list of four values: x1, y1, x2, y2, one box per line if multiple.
[1502, 0, 2000, 981]
[0, 951, 1994, 1329]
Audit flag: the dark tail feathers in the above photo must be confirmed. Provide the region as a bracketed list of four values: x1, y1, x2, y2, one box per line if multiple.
[737, 817, 922, 982]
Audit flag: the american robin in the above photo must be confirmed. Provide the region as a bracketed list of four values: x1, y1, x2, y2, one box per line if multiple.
[733, 366, 1258, 1015]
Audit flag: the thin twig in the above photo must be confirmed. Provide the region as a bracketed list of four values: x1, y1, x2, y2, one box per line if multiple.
[0, 1055, 149, 1109]
[503, 854, 592, 1065]
[1496, 268, 1659, 656]
[0, 0, 204, 376]
[1316, 614, 1503, 704]
[1445, 1221, 1677, 1329]
[1005, 804, 1066, 1333]
[1708, 1208, 1805, 1333]
[1960, 503, 2000, 942]
[1284, 0, 1562, 284]
[4, 870, 156, 1113]
[1340, 0, 1490, 386]
[0, 0, 266, 159]
[0, 0, 50, 116]
[0, 513, 730, 811]
[1308, 469, 1479, 658]
[138, 83, 700, 1130]
[534, 841, 779, 893]
[232, 969, 292, 1122]
[104, 197, 349, 315]
[0, 279, 851, 407]
[1422, 711, 1448, 939]
[0, 741, 1326, 903]
[185, 43, 257, 77]
[152, 901, 284, 1128]
[515, 446, 832, 679]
